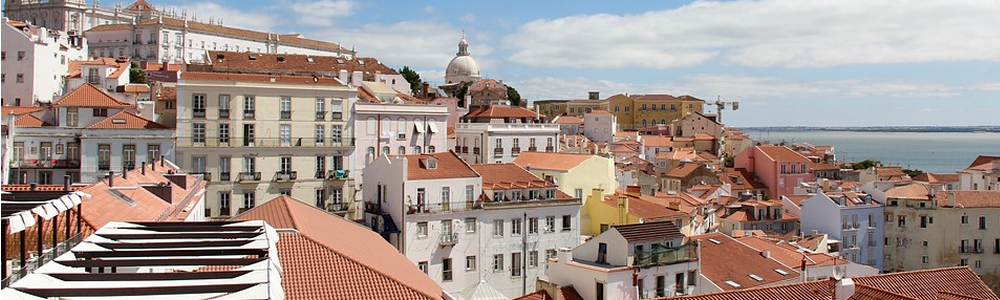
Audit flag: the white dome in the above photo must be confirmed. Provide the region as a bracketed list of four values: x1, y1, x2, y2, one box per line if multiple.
[446, 56, 481, 84]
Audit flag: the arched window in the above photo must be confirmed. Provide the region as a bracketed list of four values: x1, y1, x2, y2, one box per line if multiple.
[641, 119, 648, 127]
[414, 146, 422, 154]
[366, 117, 376, 135]
[428, 146, 436, 153]
[382, 146, 390, 155]
[398, 146, 406, 154]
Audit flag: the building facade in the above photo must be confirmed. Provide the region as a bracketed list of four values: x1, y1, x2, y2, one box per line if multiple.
[354, 102, 450, 197]
[800, 191, 885, 270]
[607, 94, 705, 131]
[734, 145, 814, 198]
[2, 18, 88, 105]
[175, 71, 357, 219]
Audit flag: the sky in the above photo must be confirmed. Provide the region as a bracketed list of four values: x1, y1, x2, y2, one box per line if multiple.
[147, 0, 1000, 127]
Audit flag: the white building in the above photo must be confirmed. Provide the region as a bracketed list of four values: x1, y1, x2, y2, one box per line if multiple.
[544, 221, 699, 300]
[353, 102, 449, 195]
[2, 0, 142, 33]
[455, 106, 559, 164]
[582, 109, 616, 144]
[800, 191, 885, 270]
[362, 152, 581, 298]
[65, 57, 131, 92]
[4, 83, 173, 184]
[958, 155, 1000, 191]
[2, 17, 88, 105]
[175, 70, 357, 219]
[85, 16, 355, 64]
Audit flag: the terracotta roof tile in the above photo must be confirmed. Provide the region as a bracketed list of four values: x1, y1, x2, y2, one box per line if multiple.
[79, 161, 205, 230]
[665, 162, 703, 178]
[553, 116, 583, 124]
[203, 51, 394, 76]
[659, 279, 834, 300]
[67, 58, 130, 79]
[690, 233, 800, 291]
[851, 267, 998, 300]
[1, 184, 85, 192]
[53, 83, 134, 108]
[464, 106, 542, 119]
[234, 196, 443, 300]
[936, 291, 989, 300]
[885, 183, 931, 200]
[849, 285, 919, 300]
[964, 155, 1000, 171]
[758, 145, 811, 163]
[180, 71, 346, 85]
[936, 190, 1000, 208]
[471, 163, 561, 192]
[125, 0, 155, 11]
[912, 172, 960, 183]
[153, 86, 176, 101]
[89, 18, 349, 52]
[513, 152, 595, 172]
[14, 114, 53, 127]
[1, 106, 45, 116]
[86, 110, 169, 129]
[612, 221, 685, 242]
[123, 83, 151, 93]
[402, 151, 480, 181]
[643, 136, 674, 147]
[720, 168, 769, 191]
[603, 192, 688, 220]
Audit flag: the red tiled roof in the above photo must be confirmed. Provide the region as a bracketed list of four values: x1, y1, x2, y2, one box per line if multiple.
[719, 168, 768, 191]
[67, 58, 130, 79]
[123, 83, 151, 93]
[643, 136, 674, 148]
[659, 279, 834, 300]
[612, 221, 685, 242]
[936, 291, 989, 300]
[514, 286, 585, 300]
[665, 162, 703, 178]
[53, 83, 135, 108]
[154, 86, 177, 101]
[885, 183, 930, 200]
[86, 110, 169, 129]
[603, 192, 688, 220]
[402, 151, 480, 181]
[125, 0, 155, 11]
[464, 106, 542, 119]
[471, 163, 560, 191]
[80, 161, 205, 230]
[203, 51, 394, 76]
[689, 233, 799, 291]
[964, 155, 1000, 171]
[553, 116, 583, 125]
[1, 106, 45, 116]
[851, 267, 998, 300]
[1, 184, 86, 192]
[758, 145, 811, 163]
[234, 195, 443, 300]
[936, 190, 1000, 208]
[89, 18, 349, 52]
[737, 236, 839, 268]
[14, 114, 52, 127]
[180, 71, 346, 85]
[848, 285, 918, 300]
[513, 152, 595, 172]
[912, 172, 960, 183]
[468, 78, 505, 93]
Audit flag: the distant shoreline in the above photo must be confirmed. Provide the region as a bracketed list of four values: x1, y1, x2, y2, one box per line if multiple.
[740, 126, 1000, 133]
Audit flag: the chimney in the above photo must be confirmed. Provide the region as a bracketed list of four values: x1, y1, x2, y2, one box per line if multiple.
[160, 155, 165, 167]
[338, 69, 349, 84]
[626, 185, 642, 198]
[108, 171, 115, 187]
[164, 174, 188, 189]
[351, 70, 363, 86]
[588, 91, 600, 100]
[122, 166, 128, 180]
[63, 175, 71, 191]
[141, 161, 146, 175]
[946, 192, 956, 207]
[421, 82, 429, 98]
[30, 183, 37, 191]
[835, 278, 856, 300]
[811, 229, 819, 236]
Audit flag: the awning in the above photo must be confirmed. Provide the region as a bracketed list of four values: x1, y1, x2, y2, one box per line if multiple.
[427, 122, 439, 133]
[413, 120, 425, 133]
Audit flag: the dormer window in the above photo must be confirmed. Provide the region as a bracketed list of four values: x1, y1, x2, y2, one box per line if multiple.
[425, 157, 438, 169]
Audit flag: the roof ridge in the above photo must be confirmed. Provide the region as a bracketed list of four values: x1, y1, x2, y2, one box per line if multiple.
[279, 195, 300, 230]
[854, 285, 919, 300]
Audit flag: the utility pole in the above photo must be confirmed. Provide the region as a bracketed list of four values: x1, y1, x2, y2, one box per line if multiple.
[522, 212, 527, 295]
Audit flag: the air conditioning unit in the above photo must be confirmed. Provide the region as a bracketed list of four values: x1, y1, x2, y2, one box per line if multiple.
[397, 132, 406, 140]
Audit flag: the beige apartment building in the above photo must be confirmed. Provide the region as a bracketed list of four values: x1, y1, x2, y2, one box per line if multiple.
[880, 183, 1000, 293]
[176, 71, 357, 219]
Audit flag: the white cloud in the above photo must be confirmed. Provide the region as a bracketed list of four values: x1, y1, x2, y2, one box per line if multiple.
[289, 0, 360, 27]
[162, 2, 280, 31]
[423, 6, 436, 13]
[504, 0, 1000, 69]
[310, 22, 492, 75]
[970, 82, 1000, 91]
[460, 13, 476, 23]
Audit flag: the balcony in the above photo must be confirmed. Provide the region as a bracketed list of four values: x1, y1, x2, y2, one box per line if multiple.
[545, 146, 554, 152]
[328, 202, 348, 212]
[280, 111, 291, 120]
[633, 243, 698, 268]
[14, 159, 81, 168]
[274, 171, 297, 182]
[244, 110, 255, 119]
[219, 207, 231, 216]
[455, 145, 461, 153]
[98, 163, 111, 171]
[528, 147, 537, 152]
[462, 146, 469, 154]
[86, 76, 101, 85]
[178, 137, 354, 148]
[326, 170, 349, 180]
[316, 111, 326, 120]
[219, 172, 231, 181]
[237, 172, 261, 182]
[493, 148, 503, 157]
[511, 147, 521, 156]
[219, 109, 230, 119]
[473, 147, 480, 155]
[193, 108, 206, 118]
[439, 232, 458, 247]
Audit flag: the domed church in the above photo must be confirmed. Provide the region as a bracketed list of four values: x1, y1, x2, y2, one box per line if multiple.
[444, 35, 482, 84]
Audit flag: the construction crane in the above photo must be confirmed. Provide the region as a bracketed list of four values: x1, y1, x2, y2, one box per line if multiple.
[713, 96, 739, 124]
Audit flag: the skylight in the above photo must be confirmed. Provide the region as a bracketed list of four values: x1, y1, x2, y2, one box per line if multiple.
[725, 280, 741, 288]
[774, 268, 789, 275]
[749, 274, 764, 282]
[708, 238, 721, 244]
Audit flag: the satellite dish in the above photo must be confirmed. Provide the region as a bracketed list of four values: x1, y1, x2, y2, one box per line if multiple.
[833, 264, 846, 280]
[505, 100, 511, 106]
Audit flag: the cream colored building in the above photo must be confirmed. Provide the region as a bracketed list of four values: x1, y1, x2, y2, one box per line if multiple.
[879, 184, 1000, 293]
[513, 151, 617, 235]
[176, 71, 357, 219]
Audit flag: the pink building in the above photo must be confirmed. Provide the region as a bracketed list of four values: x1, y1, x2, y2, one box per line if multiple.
[734, 145, 812, 198]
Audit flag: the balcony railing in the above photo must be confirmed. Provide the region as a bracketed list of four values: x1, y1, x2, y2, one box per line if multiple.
[274, 171, 297, 182]
[328, 202, 348, 212]
[634, 243, 698, 268]
[219, 172, 231, 182]
[512, 147, 521, 155]
[439, 232, 458, 247]
[193, 109, 206, 117]
[455, 145, 461, 153]
[545, 146, 554, 152]
[177, 137, 354, 148]
[4, 233, 82, 287]
[316, 111, 326, 120]
[98, 163, 111, 171]
[13, 159, 81, 168]
[237, 172, 262, 182]
[219, 109, 230, 118]
[528, 147, 537, 152]
[493, 148, 503, 157]
[280, 111, 291, 120]
[473, 147, 481, 155]
[219, 207, 231, 216]
[326, 170, 349, 180]
[461, 146, 469, 154]
[244, 110, 255, 119]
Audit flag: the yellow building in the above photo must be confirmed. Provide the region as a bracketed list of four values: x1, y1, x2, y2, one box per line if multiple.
[513, 152, 617, 235]
[564, 99, 606, 116]
[533, 100, 569, 120]
[584, 186, 691, 236]
[607, 94, 706, 130]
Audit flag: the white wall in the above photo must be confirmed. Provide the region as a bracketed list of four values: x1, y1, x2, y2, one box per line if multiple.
[2, 18, 87, 105]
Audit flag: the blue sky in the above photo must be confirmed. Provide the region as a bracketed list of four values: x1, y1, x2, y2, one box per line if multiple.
[151, 0, 1000, 127]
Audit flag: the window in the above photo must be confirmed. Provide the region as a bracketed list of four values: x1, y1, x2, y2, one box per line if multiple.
[493, 220, 504, 237]
[17, 51, 25, 60]
[528, 217, 539, 234]
[279, 124, 291, 146]
[279, 156, 292, 174]
[511, 252, 522, 277]
[244, 124, 256, 146]
[493, 254, 503, 272]
[331, 188, 343, 206]
[442, 187, 451, 211]
[546, 249, 557, 259]
[562, 215, 572, 231]
[219, 192, 231, 215]
[920, 215, 928, 228]
[315, 156, 325, 178]
[279, 96, 291, 119]
[979, 216, 986, 229]
[92, 108, 107, 117]
[596, 282, 605, 300]
[315, 189, 326, 208]
[656, 276, 666, 297]
[442, 258, 453, 281]
[414, 146, 422, 154]
[330, 98, 343, 120]
[597, 242, 608, 264]
[192, 94, 206, 117]
[243, 191, 255, 208]
[219, 123, 230, 144]
[465, 218, 476, 233]
[417, 222, 428, 237]
[218, 95, 230, 118]
[98, 144, 111, 170]
[122, 144, 136, 168]
[331, 125, 342, 144]
[512, 218, 522, 235]
[243, 95, 255, 118]
[897, 215, 906, 227]
[66, 108, 79, 127]
[315, 98, 325, 119]
[466, 256, 476, 271]
[418, 261, 428, 274]
[546, 216, 556, 232]
[962, 215, 969, 224]
[466, 185, 475, 203]
[220, 157, 231, 181]
[193, 123, 205, 143]
[147, 144, 159, 161]
[529, 250, 538, 268]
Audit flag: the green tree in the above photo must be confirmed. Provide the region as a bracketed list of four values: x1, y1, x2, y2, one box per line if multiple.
[724, 156, 735, 168]
[454, 81, 473, 106]
[506, 85, 522, 107]
[397, 66, 422, 96]
[902, 169, 924, 178]
[129, 61, 147, 84]
[850, 159, 881, 170]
